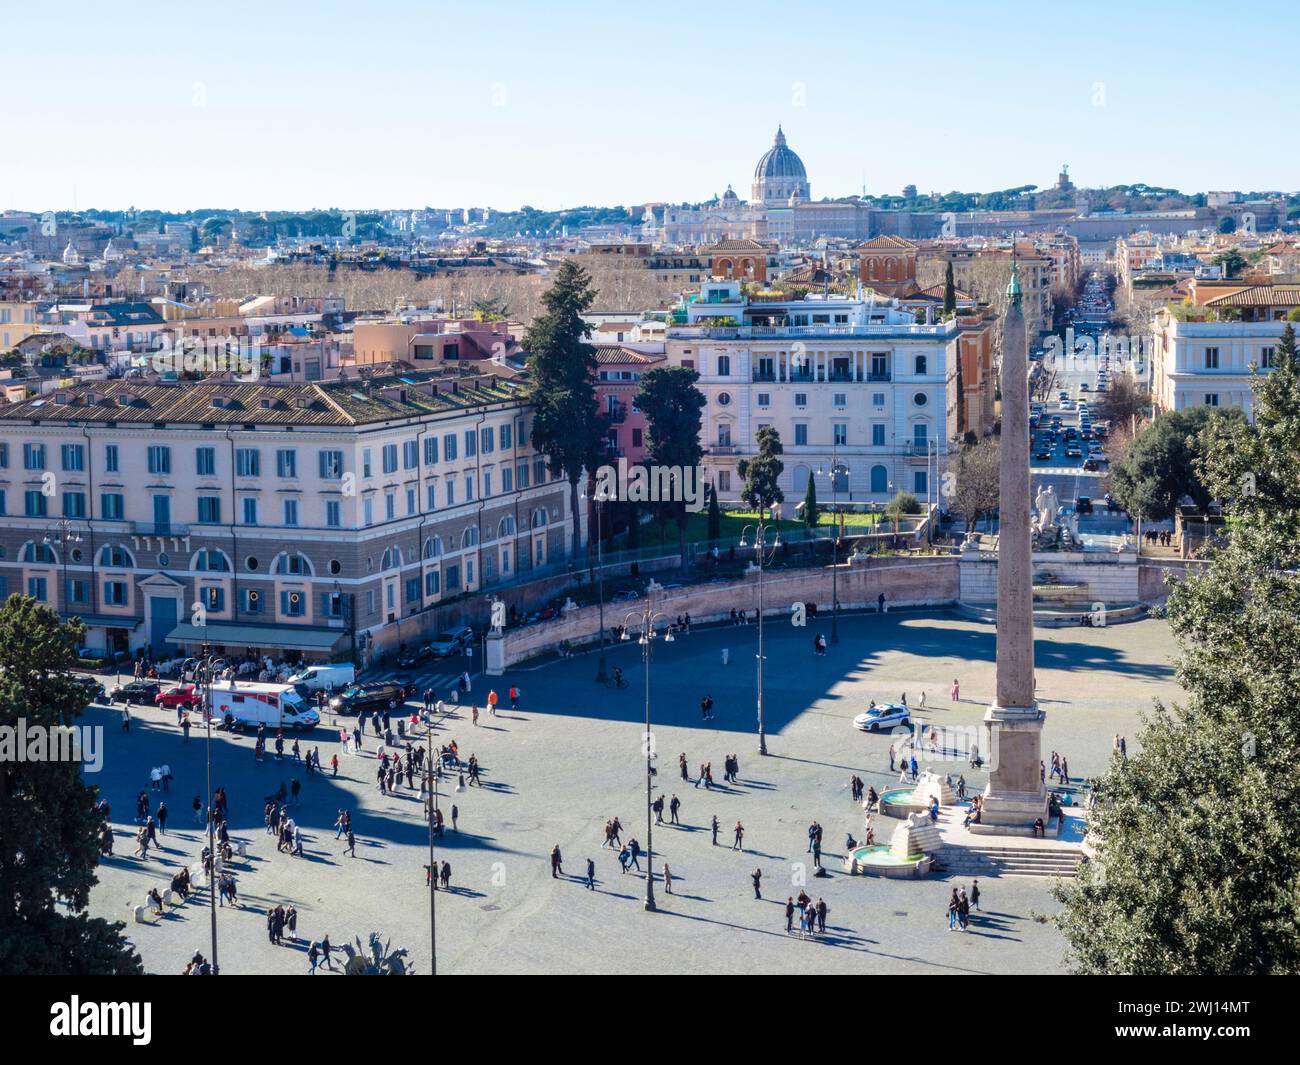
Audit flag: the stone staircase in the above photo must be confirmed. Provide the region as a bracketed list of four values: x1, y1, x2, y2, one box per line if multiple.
[936, 844, 1083, 879]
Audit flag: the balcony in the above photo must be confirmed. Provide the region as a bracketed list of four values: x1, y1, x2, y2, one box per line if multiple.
[710, 444, 738, 455]
[132, 521, 189, 536]
[607, 402, 627, 424]
[867, 371, 892, 382]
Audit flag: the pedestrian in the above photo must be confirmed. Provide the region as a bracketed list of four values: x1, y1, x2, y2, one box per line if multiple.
[732, 821, 744, 851]
[711, 815, 720, 846]
[321, 935, 333, 970]
[951, 678, 960, 703]
[344, 829, 356, 858]
[308, 942, 320, 974]
[663, 863, 673, 895]
[586, 858, 596, 890]
[816, 897, 828, 934]
[550, 844, 563, 878]
[509, 685, 519, 711]
[193, 794, 203, 825]
[751, 867, 762, 900]
[451, 804, 458, 831]
[487, 689, 498, 716]
[669, 794, 680, 825]
[948, 888, 959, 931]
[156, 801, 168, 835]
[785, 897, 795, 933]
[971, 880, 982, 912]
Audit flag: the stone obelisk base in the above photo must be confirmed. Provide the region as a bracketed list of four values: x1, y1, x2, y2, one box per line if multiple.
[971, 704, 1050, 836]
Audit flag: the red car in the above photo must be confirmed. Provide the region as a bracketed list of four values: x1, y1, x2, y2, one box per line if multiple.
[155, 684, 200, 712]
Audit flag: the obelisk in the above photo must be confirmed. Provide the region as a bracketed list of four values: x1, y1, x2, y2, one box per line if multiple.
[980, 261, 1050, 832]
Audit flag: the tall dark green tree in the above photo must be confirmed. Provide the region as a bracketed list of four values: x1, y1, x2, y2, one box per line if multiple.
[1199, 323, 1300, 515]
[0, 597, 143, 974]
[1053, 334, 1300, 973]
[524, 260, 607, 559]
[802, 471, 820, 530]
[942, 260, 957, 318]
[706, 483, 721, 544]
[636, 366, 707, 569]
[737, 426, 785, 516]
[1109, 405, 1242, 520]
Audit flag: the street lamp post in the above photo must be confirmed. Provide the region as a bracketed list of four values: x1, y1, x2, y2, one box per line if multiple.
[426, 714, 437, 975]
[595, 492, 608, 684]
[195, 650, 227, 975]
[814, 460, 847, 645]
[622, 592, 673, 912]
[43, 518, 83, 618]
[739, 519, 780, 756]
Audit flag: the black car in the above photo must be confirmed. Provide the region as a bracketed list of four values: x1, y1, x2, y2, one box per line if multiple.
[329, 682, 407, 716]
[110, 681, 161, 705]
[396, 644, 433, 670]
[1076, 496, 1093, 514]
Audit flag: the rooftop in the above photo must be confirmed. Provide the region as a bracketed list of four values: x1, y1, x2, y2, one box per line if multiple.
[0, 367, 525, 428]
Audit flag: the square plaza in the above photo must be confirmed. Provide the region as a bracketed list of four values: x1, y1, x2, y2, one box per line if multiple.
[85, 610, 1180, 975]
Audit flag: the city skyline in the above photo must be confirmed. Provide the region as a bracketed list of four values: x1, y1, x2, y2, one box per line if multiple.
[8, 0, 1299, 213]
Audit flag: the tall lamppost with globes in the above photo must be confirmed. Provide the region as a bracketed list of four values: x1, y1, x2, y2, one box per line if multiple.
[590, 485, 610, 683]
[813, 460, 849, 645]
[193, 649, 227, 975]
[43, 518, 83, 618]
[622, 590, 673, 912]
[739, 517, 781, 756]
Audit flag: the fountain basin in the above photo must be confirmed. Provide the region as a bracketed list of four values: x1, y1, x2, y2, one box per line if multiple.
[843, 844, 933, 878]
[880, 787, 928, 817]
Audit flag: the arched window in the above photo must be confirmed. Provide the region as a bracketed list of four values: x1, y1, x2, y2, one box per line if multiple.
[22, 541, 57, 564]
[192, 548, 229, 572]
[870, 464, 888, 494]
[497, 515, 516, 539]
[530, 508, 549, 530]
[274, 551, 315, 577]
[380, 546, 404, 571]
[423, 536, 443, 560]
[461, 526, 480, 549]
[915, 354, 927, 375]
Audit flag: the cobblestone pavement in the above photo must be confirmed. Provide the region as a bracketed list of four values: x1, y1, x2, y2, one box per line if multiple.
[86, 610, 1181, 974]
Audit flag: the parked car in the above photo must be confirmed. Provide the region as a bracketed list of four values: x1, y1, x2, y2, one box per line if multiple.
[396, 645, 433, 670]
[1076, 496, 1094, 514]
[74, 676, 107, 706]
[853, 703, 911, 733]
[427, 627, 474, 657]
[329, 682, 408, 717]
[109, 681, 161, 705]
[286, 663, 356, 693]
[155, 684, 200, 711]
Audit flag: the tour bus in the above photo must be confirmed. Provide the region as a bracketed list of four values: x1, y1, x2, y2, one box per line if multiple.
[204, 681, 320, 732]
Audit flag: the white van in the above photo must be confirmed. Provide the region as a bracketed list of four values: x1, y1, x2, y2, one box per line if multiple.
[206, 681, 320, 731]
[286, 663, 356, 694]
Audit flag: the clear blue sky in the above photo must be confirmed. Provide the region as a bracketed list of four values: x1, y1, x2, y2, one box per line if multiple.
[8, 0, 1297, 212]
